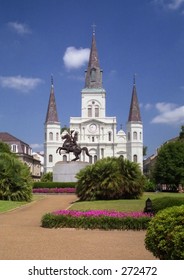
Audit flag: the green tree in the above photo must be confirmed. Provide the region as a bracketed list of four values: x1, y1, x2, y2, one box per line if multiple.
[0, 141, 12, 154]
[61, 126, 70, 134]
[143, 146, 147, 157]
[41, 172, 53, 182]
[179, 125, 184, 141]
[0, 147, 33, 201]
[152, 141, 184, 189]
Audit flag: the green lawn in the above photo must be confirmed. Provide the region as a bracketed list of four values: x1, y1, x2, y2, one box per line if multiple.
[0, 195, 44, 213]
[69, 192, 184, 212]
[1, 192, 184, 213]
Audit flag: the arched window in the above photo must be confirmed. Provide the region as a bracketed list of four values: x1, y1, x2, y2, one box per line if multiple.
[89, 156, 92, 164]
[133, 154, 137, 163]
[101, 148, 104, 158]
[140, 132, 142, 140]
[133, 131, 137, 140]
[94, 155, 98, 163]
[95, 105, 99, 117]
[88, 106, 92, 117]
[108, 132, 112, 141]
[128, 132, 131, 141]
[49, 132, 53, 141]
[56, 132, 59, 141]
[49, 154, 53, 162]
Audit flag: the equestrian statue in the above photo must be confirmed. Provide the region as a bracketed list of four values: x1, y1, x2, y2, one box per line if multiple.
[56, 130, 91, 161]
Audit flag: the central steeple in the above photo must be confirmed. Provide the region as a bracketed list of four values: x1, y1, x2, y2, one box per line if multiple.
[85, 30, 103, 89]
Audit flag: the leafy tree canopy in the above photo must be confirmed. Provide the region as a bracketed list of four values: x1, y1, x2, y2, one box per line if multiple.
[0, 141, 12, 154]
[152, 140, 184, 187]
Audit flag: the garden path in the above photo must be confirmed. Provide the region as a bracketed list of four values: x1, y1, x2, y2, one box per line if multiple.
[0, 194, 156, 260]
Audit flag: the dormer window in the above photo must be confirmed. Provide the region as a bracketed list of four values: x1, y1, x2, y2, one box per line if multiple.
[11, 144, 17, 153]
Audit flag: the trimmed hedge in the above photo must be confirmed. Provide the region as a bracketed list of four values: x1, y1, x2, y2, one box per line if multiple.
[33, 182, 76, 189]
[145, 205, 184, 259]
[41, 211, 152, 230]
[152, 196, 184, 214]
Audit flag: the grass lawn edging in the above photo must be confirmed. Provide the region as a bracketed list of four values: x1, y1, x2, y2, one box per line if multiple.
[41, 210, 152, 230]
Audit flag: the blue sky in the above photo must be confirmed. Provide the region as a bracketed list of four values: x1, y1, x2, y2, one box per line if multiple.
[0, 0, 184, 157]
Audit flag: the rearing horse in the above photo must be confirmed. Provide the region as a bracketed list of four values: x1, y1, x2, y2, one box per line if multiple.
[56, 133, 91, 161]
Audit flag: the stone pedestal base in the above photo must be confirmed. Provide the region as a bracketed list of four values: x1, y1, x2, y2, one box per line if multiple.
[53, 161, 89, 182]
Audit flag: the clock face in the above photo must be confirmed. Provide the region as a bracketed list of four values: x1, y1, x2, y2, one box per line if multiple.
[89, 123, 97, 133]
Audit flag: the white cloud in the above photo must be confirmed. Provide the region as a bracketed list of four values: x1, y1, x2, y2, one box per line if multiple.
[8, 21, 32, 35]
[167, 0, 184, 9]
[63, 47, 90, 70]
[154, 0, 184, 10]
[30, 144, 43, 150]
[145, 103, 153, 110]
[0, 75, 43, 93]
[151, 102, 184, 124]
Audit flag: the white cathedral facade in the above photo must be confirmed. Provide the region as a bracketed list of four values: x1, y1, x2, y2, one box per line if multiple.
[44, 32, 143, 173]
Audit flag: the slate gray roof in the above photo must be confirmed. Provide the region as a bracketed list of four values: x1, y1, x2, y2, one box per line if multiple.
[45, 78, 59, 124]
[128, 82, 142, 122]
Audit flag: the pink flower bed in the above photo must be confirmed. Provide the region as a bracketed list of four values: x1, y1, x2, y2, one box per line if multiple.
[52, 209, 152, 218]
[33, 188, 75, 194]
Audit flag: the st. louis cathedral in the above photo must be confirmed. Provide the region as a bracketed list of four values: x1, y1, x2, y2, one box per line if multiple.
[44, 31, 143, 173]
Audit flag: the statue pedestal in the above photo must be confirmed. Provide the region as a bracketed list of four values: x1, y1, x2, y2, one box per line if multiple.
[53, 161, 89, 182]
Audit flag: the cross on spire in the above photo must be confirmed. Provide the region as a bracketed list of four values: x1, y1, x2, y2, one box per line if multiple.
[91, 23, 96, 34]
[133, 73, 137, 85]
[51, 74, 54, 86]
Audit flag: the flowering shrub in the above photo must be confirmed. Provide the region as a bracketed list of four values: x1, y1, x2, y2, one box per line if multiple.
[41, 209, 152, 230]
[53, 209, 151, 218]
[33, 188, 75, 194]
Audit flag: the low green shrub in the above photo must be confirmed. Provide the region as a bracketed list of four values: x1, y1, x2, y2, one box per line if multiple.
[0, 152, 33, 201]
[152, 196, 184, 214]
[33, 182, 76, 189]
[145, 205, 184, 259]
[76, 157, 145, 201]
[41, 212, 151, 230]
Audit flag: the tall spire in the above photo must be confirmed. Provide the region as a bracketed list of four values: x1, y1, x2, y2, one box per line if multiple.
[85, 29, 102, 88]
[45, 76, 59, 124]
[128, 76, 142, 122]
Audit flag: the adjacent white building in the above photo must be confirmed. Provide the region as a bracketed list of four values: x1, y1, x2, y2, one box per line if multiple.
[44, 32, 143, 173]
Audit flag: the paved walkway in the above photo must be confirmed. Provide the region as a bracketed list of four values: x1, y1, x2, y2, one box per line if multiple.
[0, 195, 156, 260]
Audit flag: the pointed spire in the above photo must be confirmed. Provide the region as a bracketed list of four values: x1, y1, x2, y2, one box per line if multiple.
[85, 29, 102, 88]
[45, 76, 59, 124]
[128, 76, 142, 122]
